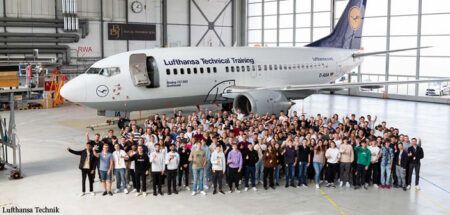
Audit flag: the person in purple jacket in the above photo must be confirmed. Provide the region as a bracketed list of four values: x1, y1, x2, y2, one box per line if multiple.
[227, 144, 243, 193]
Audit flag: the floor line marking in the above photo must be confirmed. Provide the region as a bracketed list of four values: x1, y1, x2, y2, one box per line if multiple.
[420, 176, 450, 194]
[419, 191, 450, 214]
[319, 188, 347, 215]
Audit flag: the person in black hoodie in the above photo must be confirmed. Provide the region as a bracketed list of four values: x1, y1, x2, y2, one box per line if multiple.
[129, 145, 150, 197]
[394, 142, 408, 191]
[178, 142, 191, 190]
[406, 138, 424, 190]
[67, 142, 96, 196]
[243, 143, 259, 191]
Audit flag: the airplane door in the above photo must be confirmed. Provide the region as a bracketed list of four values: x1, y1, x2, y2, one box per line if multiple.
[129, 54, 150, 87]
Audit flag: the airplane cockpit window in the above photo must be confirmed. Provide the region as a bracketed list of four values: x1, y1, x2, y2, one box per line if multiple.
[86, 67, 102, 74]
[87, 67, 121, 77]
[100, 68, 110, 76]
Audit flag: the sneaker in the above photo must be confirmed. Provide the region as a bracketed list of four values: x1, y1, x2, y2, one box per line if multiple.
[285, 184, 289, 188]
[143, 192, 147, 197]
[339, 181, 343, 187]
[363, 185, 368, 190]
[235, 189, 241, 193]
[415, 185, 420, 190]
[244, 187, 249, 192]
[114, 189, 120, 194]
[124, 189, 129, 194]
[186, 186, 191, 191]
[200, 191, 207, 195]
[204, 185, 209, 190]
[316, 184, 320, 189]
[102, 191, 107, 196]
[108, 191, 113, 196]
[354, 186, 360, 190]
[213, 190, 217, 195]
[264, 186, 268, 190]
[302, 184, 307, 188]
[252, 187, 257, 192]
[331, 184, 336, 188]
[345, 182, 351, 188]
[380, 185, 384, 189]
[159, 191, 164, 196]
[270, 186, 275, 190]
[174, 190, 178, 195]
[79, 192, 85, 197]
[406, 185, 411, 190]
[89, 192, 95, 196]
[403, 187, 407, 191]
[135, 192, 141, 197]
[191, 191, 197, 196]
[325, 183, 331, 187]
[131, 189, 137, 193]
[228, 190, 233, 193]
[275, 183, 280, 186]
[373, 184, 378, 189]
[168, 192, 172, 195]
[219, 190, 225, 194]
[386, 185, 391, 189]
[153, 192, 157, 196]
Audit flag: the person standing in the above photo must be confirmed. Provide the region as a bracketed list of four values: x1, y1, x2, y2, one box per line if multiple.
[263, 144, 277, 190]
[297, 139, 310, 187]
[313, 140, 326, 189]
[129, 145, 150, 197]
[189, 142, 207, 196]
[367, 140, 381, 188]
[112, 143, 129, 194]
[394, 143, 408, 191]
[227, 144, 243, 193]
[150, 143, 165, 196]
[354, 141, 371, 190]
[67, 142, 96, 196]
[178, 142, 191, 190]
[283, 140, 297, 188]
[243, 143, 259, 192]
[211, 145, 226, 194]
[127, 145, 138, 193]
[254, 140, 266, 185]
[407, 138, 424, 190]
[325, 141, 340, 187]
[166, 144, 180, 195]
[380, 141, 394, 189]
[339, 138, 354, 188]
[93, 144, 114, 196]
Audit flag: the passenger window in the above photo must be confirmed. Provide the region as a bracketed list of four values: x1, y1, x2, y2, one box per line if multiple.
[207, 67, 211, 73]
[274, 65, 278, 70]
[200, 68, 204, 74]
[231, 67, 234, 72]
[264, 65, 267, 71]
[258, 65, 261, 71]
[213, 67, 217, 73]
[284, 65, 287, 70]
[180, 68, 185, 75]
[269, 65, 273, 70]
[166, 68, 170, 75]
[288, 65, 292, 70]
[174, 68, 178, 75]
[226, 67, 229, 72]
[236, 66, 240, 72]
[247, 66, 250, 71]
[252, 65, 255, 71]
[187, 68, 191, 74]
[241, 66, 245, 72]
[194, 68, 198, 74]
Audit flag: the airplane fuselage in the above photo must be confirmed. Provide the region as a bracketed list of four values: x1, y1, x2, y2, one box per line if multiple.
[62, 47, 362, 111]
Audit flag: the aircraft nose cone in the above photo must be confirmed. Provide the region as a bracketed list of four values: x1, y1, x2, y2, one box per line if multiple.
[60, 76, 86, 103]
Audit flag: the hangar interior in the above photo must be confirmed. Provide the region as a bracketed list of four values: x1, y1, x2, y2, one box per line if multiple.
[0, 0, 448, 104]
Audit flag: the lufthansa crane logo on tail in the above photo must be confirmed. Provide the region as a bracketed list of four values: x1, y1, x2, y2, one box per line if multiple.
[96, 85, 109, 97]
[348, 6, 362, 30]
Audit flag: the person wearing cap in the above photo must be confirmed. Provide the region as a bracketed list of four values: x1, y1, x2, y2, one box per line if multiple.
[166, 144, 180, 195]
[67, 141, 96, 197]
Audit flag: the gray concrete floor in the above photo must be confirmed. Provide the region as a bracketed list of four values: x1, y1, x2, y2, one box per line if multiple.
[0, 94, 449, 215]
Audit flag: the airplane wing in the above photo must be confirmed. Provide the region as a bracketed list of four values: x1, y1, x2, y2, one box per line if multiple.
[223, 78, 450, 98]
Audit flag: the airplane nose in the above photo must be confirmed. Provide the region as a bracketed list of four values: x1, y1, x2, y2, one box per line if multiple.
[60, 75, 86, 103]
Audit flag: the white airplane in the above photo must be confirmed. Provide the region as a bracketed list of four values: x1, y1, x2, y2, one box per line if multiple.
[61, 0, 449, 116]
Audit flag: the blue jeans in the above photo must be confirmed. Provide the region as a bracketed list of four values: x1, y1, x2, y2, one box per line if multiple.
[297, 162, 308, 185]
[255, 160, 264, 181]
[285, 163, 295, 185]
[313, 162, 324, 185]
[380, 164, 391, 185]
[274, 165, 281, 184]
[244, 166, 256, 188]
[192, 168, 204, 192]
[114, 168, 127, 190]
[204, 161, 211, 185]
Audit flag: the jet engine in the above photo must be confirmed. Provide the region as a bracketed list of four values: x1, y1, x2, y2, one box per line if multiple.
[232, 90, 292, 115]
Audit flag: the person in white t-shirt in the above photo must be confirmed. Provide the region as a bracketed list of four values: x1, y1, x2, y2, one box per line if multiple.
[325, 141, 340, 187]
[113, 143, 129, 194]
[367, 140, 381, 188]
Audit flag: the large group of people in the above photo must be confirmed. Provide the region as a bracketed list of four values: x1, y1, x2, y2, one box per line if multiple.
[68, 109, 424, 197]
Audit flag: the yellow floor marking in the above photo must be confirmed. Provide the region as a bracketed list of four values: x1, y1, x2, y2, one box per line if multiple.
[319, 189, 347, 215]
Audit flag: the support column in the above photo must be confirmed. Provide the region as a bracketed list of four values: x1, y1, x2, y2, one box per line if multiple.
[385, 0, 391, 93]
[415, 0, 423, 96]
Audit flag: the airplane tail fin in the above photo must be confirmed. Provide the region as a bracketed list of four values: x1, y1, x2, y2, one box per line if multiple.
[306, 0, 367, 50]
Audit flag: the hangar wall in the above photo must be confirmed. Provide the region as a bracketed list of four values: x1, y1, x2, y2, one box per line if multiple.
[0, 0, 241, 72]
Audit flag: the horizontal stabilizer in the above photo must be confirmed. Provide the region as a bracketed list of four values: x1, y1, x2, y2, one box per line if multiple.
[352, 46, 432, 58]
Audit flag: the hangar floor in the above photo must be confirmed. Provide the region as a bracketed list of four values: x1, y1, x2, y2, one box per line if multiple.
[0, 94, 449, 215]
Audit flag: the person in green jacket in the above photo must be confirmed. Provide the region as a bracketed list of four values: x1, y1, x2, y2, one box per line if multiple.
[354, 140, 371, 190]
